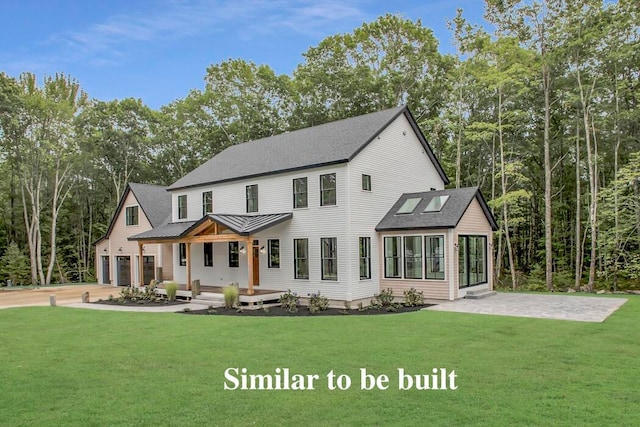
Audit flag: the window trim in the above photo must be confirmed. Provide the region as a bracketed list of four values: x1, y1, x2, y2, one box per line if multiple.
[246, 185, 258, 213]
[228, 241, 239, 268]
[321, 237, 338, 281]
[177, 195, 188, 219]
[361, 174, 371, 192]
[125, 205, 139, 226]
[204, 242, 213, 267]
[403, 236, 423, 279]
[320, 173, 336, 206]
[458, 235, 487, 288]
[294, 238, 309, 279]
[267, 239, 280, 269]
[359, 237, 371, 280]
[425, 235, 445, 280]
[293, 177, 308, 209]
[384, 236, 402, 278]
[202, 191, 213, 216]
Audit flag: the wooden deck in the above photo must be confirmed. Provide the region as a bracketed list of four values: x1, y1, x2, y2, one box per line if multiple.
[155, 283, 285, 305]
[157, 283, 279, 296]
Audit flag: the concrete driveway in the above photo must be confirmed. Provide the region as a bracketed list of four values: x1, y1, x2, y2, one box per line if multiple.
[426, 292, 628, 322]
[0, 284, 119, 309]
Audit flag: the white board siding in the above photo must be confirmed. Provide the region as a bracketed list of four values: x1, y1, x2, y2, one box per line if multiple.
[347, 113, 446, 300]
[170, 164, 350, 300]
[453, 198, 494, 298]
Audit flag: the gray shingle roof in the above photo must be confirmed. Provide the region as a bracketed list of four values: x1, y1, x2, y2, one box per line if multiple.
[128, 213, 293, 241]
[375, 187, 498, 232]
[167, 106, 449, 190]
[129, 183, 171, 228]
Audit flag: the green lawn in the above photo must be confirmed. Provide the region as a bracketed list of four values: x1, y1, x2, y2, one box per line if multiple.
[1, 296, 638, 426]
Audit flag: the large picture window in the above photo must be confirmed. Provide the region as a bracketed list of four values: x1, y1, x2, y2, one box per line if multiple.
[458, 235, 487, 287]
[178, 195, 187, 219]
[268, 239, 280, 268]
[293, 177, 308, 208]
[425, 236, 445, 280]
[294, 239, 309, 279]
[384, 237, 401, 278]
[320, 173, 336, 206]
[359, 237, 371, 279]
[246, 185, 258, 213]
[125, 206, 139, 226]
[321, 237, 338, 280]
[403, 236, 422, 279]
[229, 242, 239, 268]
[202, 191, 213, 216]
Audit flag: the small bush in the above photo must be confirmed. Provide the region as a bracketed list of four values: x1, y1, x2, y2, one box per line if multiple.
[279, 290, 300, 313]
[343, 301, 352, 311]
[165, 282, 178, 302]
[374, 288, 394, 307]
[223, 285, 239, 308]
[403, 288, 424, 307]
[308, 291, 329, 314]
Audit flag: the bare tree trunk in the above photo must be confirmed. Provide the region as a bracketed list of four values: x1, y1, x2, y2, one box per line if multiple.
[574, 121, 581, 290]
[588, 115, 599, 292]
[543, 64, 553, 291]
[456, 81, 463, 189]
[46, 160, 73, 285]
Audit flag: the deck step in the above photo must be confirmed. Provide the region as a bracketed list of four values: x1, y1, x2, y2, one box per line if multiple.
[195, 292, 225, 302]
[465, 289, 497, 299]
[191, 298, 225, 307]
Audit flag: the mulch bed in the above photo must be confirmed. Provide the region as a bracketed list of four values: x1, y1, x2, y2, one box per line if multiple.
[180, 304, 434, 316]
[92, 299, 188, 307]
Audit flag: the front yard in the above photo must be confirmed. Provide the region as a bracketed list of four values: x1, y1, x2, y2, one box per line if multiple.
[0, 295, 638, 425]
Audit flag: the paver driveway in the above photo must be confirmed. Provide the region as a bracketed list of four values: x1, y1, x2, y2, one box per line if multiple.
[426, 292, 627, 322]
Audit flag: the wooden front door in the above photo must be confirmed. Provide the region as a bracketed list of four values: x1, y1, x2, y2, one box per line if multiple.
[252, 240, 260, 286]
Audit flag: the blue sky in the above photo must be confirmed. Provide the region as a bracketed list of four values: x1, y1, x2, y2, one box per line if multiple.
[1, 1, 484, 109]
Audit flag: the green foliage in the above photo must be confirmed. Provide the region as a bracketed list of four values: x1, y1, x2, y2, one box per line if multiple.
[0, 242, 30, 286]
[374, 288, 395, 307]
[164, 282, 178, 302]
[279, 290, 300, 313]
[307, 291, 329, 314]
[403, 288, 425, 307]
[223, 285, 239, 309]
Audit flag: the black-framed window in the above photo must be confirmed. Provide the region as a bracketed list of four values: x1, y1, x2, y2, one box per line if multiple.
[202, 191, 213, 216]
[458, 235, 487, 288]
[359, 237, 371, 279]
[229, 241, 239, 268]
[125, 206, 139, 226]
[178, 195, 187, 219]
[204, 242, 213, 267]
[179, 243, 186, 266]
[404, 236, 422, 279]
[293, 177, 308, 208]
[320, 173, 336, 206]
[294, 239, 308, 279]
[321, 237, 338, 280]
[246, 185, 258, 213]
[425, 236, 445, 280]
[268, 239, 280, 268]
[362, 174, 371, 191]
[384, 237, 401, 278]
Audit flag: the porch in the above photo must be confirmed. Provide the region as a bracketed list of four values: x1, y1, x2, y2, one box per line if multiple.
[156, 283, 285, 305]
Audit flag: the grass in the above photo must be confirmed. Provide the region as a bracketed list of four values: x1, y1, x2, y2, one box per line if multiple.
[0, 296, 638, 426]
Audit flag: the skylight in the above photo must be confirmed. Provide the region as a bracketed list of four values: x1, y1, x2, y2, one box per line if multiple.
[397, 197, 421, 214]
[424, 195, 449, 212]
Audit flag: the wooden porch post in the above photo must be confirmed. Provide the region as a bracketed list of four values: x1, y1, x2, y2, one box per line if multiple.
[186, 242, 192, 291]
[246, 238, 254, 295]
[138, 242, 144, 286]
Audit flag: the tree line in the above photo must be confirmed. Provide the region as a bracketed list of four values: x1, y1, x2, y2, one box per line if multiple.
[0, 0, 638, 290]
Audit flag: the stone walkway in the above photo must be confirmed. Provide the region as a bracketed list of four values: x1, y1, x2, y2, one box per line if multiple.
[426, 292, 628, 322]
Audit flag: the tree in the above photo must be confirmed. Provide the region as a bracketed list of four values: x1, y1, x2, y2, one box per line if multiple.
[0, 242, 30, 286]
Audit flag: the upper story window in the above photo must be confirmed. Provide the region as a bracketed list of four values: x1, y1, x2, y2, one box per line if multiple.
[202, 191, 213, 216]
[362, 174, 371, 191]
[246, 185, 258, 213]
[125, 206, 139, 226]
[293, 177, 308, 209]
[320, 173, 336, 206]
[424, 195, 449, 212]
[178, 195, 187, 219]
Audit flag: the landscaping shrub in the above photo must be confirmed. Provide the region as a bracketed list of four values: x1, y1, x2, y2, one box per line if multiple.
[373, 288, 394, 307]
[403, 288, 424, 307]
[308, 291, 329, 314]
[223, 285, 239, 308]
[165, 282, 178, 302]
[279, 290, 300, 313]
